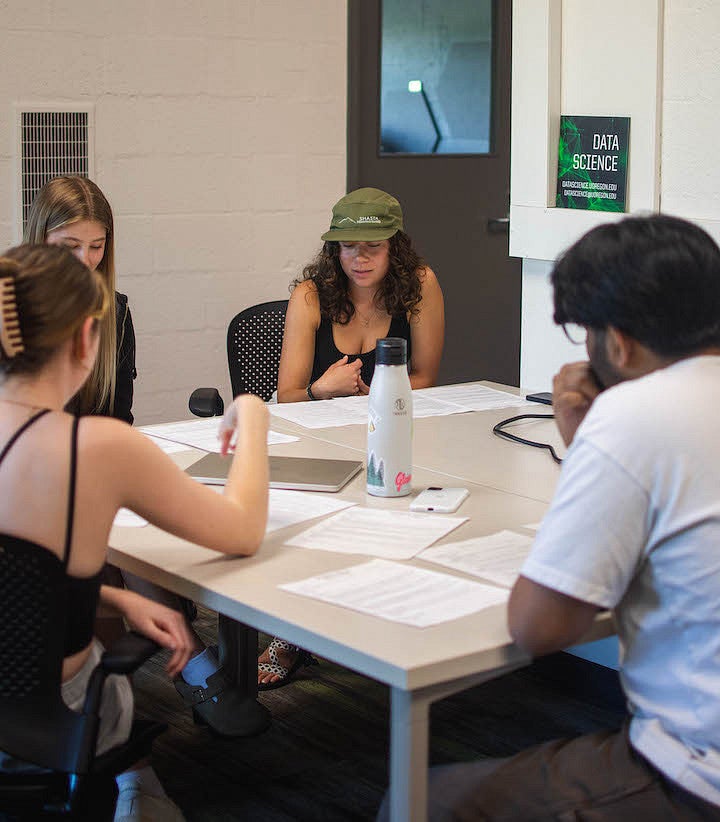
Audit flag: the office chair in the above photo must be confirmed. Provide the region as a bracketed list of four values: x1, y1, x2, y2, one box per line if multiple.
[189, 299, 289, 416]
[0, 540, 165, 820]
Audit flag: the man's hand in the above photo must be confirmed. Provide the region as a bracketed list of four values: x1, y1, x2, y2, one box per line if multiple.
[552, 361, 602, 446]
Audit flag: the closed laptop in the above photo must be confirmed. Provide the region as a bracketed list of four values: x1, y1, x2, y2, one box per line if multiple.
[186, 453, 363, 493]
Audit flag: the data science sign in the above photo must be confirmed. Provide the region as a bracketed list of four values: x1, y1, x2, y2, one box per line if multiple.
[556, 115, 630, 212]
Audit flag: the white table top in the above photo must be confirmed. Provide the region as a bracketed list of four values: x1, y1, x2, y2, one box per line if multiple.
[267, 382, 566, 503]
[111, 403, 609, 692]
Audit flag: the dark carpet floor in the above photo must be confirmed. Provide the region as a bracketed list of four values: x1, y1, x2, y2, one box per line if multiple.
[133, 607, 626, 821]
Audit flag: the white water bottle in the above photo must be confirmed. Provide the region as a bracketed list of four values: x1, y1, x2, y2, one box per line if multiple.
[367, 337, 413, 497]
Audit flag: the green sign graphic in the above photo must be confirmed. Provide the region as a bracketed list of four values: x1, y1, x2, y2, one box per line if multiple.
[556, 115, 630, 212]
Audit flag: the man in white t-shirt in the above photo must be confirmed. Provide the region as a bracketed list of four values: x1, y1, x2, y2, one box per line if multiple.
[379, 214, 720, 820]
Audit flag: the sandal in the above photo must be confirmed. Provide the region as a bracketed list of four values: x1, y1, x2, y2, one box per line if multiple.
[174, 667, 270, 737]
[257, 638, 319, 691]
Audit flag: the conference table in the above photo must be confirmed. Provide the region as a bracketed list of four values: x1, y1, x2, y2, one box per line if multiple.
[269, 382, 565, 503]
[109, 383, 612, 822]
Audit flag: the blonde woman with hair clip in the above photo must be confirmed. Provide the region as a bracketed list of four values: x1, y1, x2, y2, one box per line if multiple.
[0, 245, 269, 821]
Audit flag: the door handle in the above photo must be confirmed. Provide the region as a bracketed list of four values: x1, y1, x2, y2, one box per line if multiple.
[487, 217, 510, 234]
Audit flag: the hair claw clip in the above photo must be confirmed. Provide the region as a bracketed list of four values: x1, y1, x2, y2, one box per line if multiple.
[0, 276, 25, 358]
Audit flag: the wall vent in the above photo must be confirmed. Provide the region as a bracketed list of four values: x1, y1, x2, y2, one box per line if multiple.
[17, 108, 94, 234]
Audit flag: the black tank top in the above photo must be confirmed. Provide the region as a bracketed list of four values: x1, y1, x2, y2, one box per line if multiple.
[310, 315, 412, 388]
[0, 411, 102, 656]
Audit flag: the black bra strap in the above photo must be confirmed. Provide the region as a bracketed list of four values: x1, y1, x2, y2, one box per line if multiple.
[0, 409, 51, 467]
[63, 416, 80, 568]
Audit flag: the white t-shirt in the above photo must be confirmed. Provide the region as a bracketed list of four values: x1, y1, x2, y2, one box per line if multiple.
[521, 355, 720, 806]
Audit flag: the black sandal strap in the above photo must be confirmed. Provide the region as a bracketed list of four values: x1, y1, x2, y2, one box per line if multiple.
[174, 669, 230, 707]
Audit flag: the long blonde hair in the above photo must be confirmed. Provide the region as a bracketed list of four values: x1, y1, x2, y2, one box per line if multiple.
[23, 176, 117, 415]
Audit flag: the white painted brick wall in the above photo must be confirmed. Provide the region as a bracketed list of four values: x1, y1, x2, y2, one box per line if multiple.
[0, 0, 347, 424]
[520, 0, 720, 391]
[661, 0, 720, 222]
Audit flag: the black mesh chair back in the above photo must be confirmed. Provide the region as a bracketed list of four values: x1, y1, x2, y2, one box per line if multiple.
[0, 537, 97, 774]
[226, 300, 289, 401]
[0, 537, 164, 818]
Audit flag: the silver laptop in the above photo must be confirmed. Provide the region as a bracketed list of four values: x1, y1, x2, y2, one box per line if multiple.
[186, 453, 363, 493]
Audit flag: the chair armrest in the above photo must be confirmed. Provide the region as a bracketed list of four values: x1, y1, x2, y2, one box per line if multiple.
[83, 632, 161, 721]
[189, 387, 224, 417]
[101, 631, 160, 676]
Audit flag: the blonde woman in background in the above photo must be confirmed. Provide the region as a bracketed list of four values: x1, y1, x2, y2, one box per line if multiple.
[24, 175, 136, 423]
[24, 177, 256, 739]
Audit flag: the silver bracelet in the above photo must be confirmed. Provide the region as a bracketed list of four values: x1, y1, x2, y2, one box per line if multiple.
[306, 382, 318, 401]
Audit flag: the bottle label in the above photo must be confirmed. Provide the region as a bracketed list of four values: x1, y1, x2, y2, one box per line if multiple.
[367, 450, 386, 488]
[366, 367, 412, 497]
[368, 407, 380, 433]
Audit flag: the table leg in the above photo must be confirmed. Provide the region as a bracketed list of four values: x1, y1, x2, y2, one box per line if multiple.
[216, 613, 271, 735]
[389, 687, 430, 822]
[386, 669, 526, 822]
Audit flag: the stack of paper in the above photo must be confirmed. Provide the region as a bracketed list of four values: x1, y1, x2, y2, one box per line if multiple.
[266, 489, 356, 534]
[268, 383, 531, 429]
[280, 559, 509, 627]
[286, 506, 468, 560]
[414, 384, 530, 412]
[419, 530, 534, 588]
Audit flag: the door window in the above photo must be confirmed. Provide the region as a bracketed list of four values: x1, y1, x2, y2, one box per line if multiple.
[380, 0, 494, 155]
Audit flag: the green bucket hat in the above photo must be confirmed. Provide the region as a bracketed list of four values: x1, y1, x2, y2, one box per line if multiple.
[321, 187, 403, 242]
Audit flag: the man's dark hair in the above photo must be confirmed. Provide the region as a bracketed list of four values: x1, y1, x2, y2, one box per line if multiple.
[552, 214, 720, 357]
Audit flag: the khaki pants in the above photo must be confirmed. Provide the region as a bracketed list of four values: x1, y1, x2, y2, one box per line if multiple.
[377, 724, 720, 821]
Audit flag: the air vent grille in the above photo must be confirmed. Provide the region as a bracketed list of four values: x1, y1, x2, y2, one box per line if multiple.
[20, 111, 89, 229]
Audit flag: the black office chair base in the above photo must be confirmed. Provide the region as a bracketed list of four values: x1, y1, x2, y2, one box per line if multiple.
[0, 723, 165, 822]
[0, 773, 114, 821]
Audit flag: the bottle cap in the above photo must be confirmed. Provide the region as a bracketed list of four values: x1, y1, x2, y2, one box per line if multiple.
[376, 337, 407, 366]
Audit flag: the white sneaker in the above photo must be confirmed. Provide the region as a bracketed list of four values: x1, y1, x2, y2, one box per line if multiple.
[114, 785, 186, 822]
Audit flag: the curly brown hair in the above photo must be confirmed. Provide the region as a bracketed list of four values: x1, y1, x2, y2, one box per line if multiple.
[292, 230, 425, 324]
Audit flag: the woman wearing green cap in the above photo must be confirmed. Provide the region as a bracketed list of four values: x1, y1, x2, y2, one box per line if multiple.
[259, 189, 444, 689]
[276, 187, 444, 404]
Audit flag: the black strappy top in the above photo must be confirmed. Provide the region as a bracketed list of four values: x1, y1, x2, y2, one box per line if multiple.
[0, 411, 102, 657]
[310, 315, 412, 388]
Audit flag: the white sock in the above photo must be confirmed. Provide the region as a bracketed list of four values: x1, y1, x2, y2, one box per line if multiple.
[116, 765, 166, 798]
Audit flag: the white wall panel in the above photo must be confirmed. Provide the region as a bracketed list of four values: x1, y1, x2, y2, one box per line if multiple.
[0, 0, 348, 424]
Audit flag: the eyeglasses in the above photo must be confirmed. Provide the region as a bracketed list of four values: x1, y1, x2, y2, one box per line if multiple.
[562, 324, 588, 346]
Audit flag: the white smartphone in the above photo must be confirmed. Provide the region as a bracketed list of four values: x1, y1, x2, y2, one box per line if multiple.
[409, 486, 469, 513]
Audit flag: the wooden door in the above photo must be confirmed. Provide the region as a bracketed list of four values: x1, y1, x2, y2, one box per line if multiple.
[348, 0, 521, 385]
